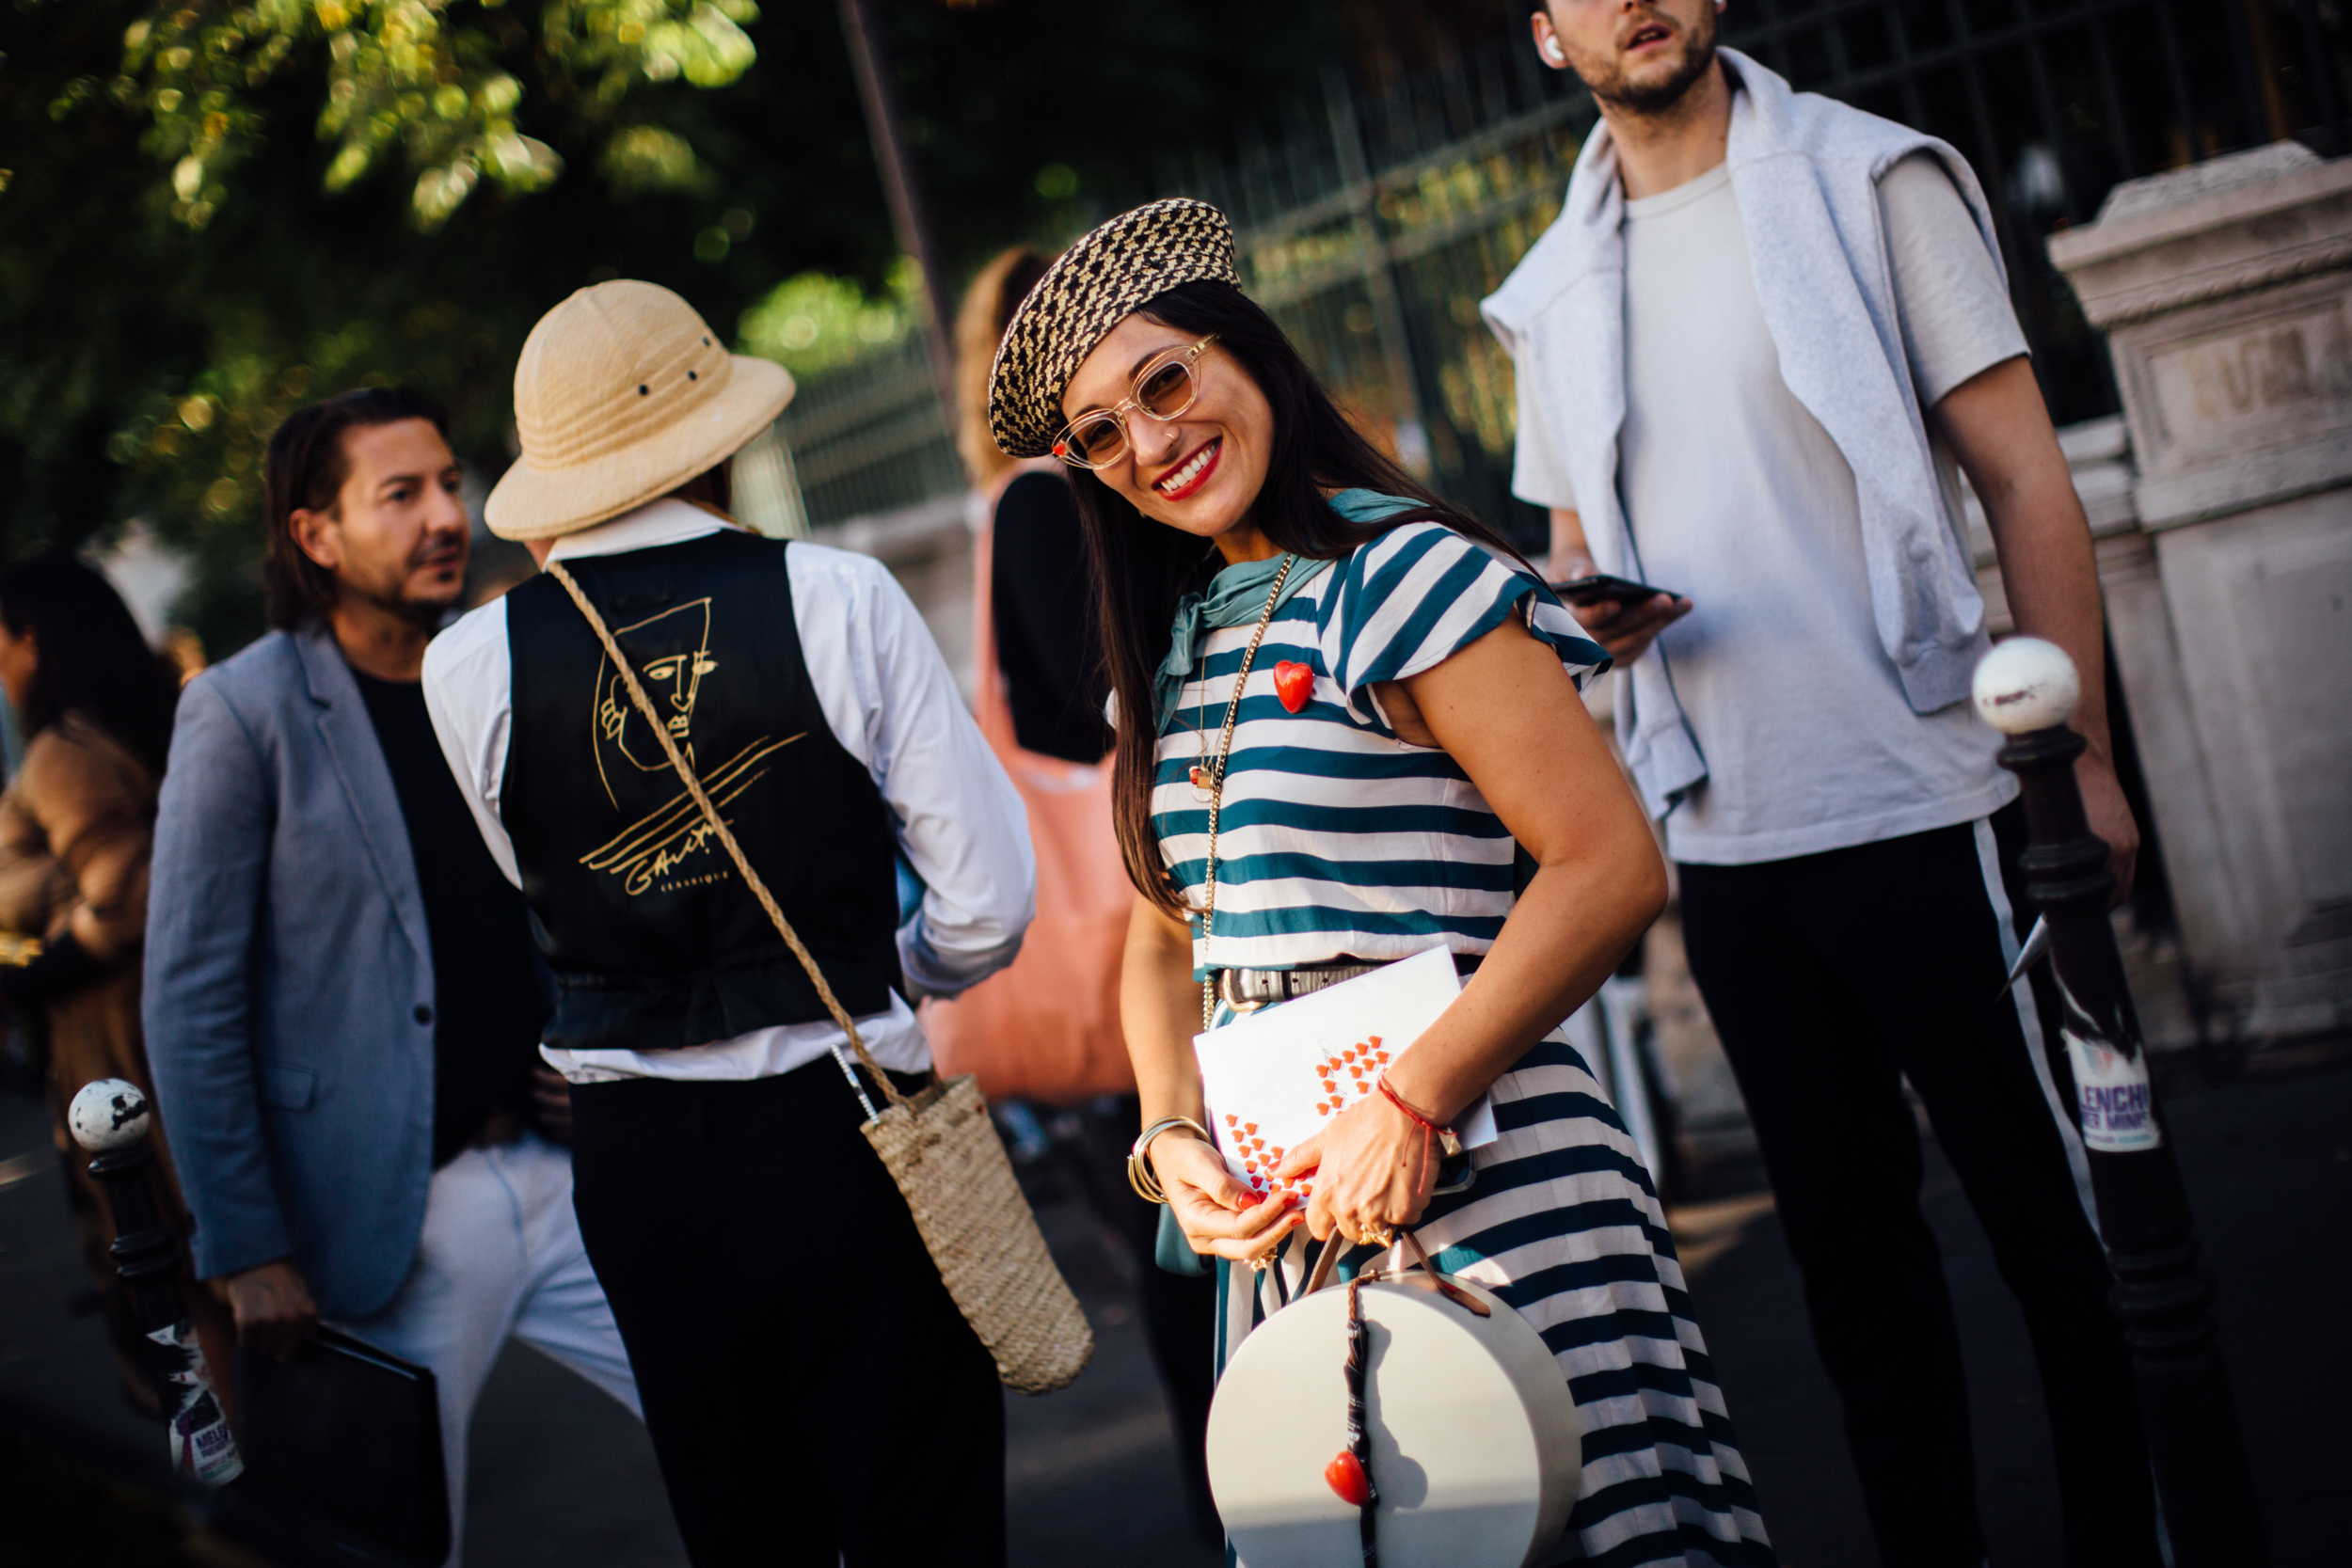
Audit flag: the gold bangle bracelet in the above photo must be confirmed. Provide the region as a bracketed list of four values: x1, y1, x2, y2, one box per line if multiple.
[1127, 1115, 1213, 1204]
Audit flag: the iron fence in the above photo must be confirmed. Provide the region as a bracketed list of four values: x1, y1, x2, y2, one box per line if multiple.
[771, 332, 961, 530]
[770, 1, 2348, 543]
[1730, 0, 2350, 421]
[1165, 55, 1596, 550]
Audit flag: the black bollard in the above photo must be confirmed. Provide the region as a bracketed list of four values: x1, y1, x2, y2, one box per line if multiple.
[1973, 640, 2264, 1566]
[68, 1077, 244, 1487]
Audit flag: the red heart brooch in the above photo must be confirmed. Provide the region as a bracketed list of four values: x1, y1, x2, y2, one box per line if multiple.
[1325, 1449, 1371, 1506]
[1272, 660, 1313, 713]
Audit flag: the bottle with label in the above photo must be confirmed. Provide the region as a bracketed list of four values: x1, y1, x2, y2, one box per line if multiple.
[68, 1079, 245, 1487]
[151, 1318, 246, 1485]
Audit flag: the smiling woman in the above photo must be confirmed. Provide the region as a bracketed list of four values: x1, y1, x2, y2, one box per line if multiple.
[986, 198, 1776, 1566]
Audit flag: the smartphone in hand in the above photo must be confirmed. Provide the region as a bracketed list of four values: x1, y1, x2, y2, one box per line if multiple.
[1549, 574, 1675, 608]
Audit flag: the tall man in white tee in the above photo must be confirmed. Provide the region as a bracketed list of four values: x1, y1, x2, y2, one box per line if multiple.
[1486, 4, 2158, 1564]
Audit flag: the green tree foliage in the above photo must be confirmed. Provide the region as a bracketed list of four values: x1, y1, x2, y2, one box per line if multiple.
[127, 0, 760, 230]
[0, 0, 1331, 657]
[739, 258, 918, 376]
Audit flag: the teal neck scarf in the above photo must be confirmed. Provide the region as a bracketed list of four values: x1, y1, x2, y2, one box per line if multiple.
[1152, 489, 1427, 733]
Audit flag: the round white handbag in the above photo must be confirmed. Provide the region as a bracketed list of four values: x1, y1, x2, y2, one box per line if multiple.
[1206, 1235, 1581, 1568]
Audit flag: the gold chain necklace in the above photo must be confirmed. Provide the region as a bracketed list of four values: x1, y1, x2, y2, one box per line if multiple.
[1197, 554, 1295, 1032]
[1184, 678, 1217, 801]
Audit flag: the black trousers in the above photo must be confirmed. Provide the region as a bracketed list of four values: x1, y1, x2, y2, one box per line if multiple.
[1677, 801, 2157, 1568]
[569, 1063, 1005, 1568]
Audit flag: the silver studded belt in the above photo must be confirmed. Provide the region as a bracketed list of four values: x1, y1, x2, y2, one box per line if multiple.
[1211, 953, 1482, 1014]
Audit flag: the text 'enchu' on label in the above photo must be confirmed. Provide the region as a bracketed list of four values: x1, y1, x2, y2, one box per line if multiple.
[2064, 1030, 2161, 1153]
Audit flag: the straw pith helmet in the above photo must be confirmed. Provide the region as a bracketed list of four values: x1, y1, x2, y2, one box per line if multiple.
[986, 198, 1240, 460]
[485, 280, 794, 541]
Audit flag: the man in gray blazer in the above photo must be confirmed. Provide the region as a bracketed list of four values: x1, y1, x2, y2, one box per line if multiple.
[145, 388, 641, 1562]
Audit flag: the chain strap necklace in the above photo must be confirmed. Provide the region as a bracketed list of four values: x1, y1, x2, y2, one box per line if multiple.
[1196, 553, 1295, 1032]
[1184, 686, 1218, 802]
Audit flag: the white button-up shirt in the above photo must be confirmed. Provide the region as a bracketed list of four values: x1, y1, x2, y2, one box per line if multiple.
[421, 499, 1035, 1084]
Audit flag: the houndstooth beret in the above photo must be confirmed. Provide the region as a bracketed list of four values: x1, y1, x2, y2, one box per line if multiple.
[986, 198, 1239, 459]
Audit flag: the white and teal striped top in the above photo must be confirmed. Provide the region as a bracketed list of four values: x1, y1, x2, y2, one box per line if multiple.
[1176, 515, 1774, 1566]
[1152, 518, 1608, 979]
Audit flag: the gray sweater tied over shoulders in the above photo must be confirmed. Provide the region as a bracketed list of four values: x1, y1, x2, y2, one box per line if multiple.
[1482, 50, 2005, 817]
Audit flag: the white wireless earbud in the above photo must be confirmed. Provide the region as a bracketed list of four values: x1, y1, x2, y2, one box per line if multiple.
[1543, 38, 1565, 62]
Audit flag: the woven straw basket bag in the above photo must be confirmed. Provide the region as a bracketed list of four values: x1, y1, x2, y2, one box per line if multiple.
[548, 561, 1094, 1395]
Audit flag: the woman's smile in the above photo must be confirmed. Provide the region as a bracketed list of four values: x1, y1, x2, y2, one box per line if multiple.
[1060, 314, 1277, 559]
[1152, 436, 1222, 500]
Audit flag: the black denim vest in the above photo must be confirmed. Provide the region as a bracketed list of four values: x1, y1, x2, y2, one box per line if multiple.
[501, 530, 900, 1052]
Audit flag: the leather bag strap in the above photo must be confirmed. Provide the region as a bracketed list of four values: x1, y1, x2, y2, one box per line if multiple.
[1302, 1225, 1491, 1319]
[543, 558, 912, 1114]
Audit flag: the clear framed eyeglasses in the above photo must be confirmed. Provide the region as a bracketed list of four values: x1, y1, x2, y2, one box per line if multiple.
[1051, 334, 1218, 470]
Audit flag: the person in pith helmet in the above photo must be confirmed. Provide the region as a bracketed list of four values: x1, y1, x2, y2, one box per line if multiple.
[421, 280, 1036, 1567]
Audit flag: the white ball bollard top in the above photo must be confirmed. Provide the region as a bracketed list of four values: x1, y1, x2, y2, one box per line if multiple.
[1973, 637, 2080, 736]
[69, 1078, 151, 1152]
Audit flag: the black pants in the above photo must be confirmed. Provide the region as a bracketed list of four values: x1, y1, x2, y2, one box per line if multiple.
[569, 1064, 1005, 1568]
[1677, 802, 2156, 1568]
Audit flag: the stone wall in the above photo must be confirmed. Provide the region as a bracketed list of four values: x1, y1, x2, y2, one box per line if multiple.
[2048, 143, 2352, 1046]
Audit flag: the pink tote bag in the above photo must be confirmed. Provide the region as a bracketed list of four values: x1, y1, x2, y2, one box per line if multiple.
[920, 466, 1136, 1104]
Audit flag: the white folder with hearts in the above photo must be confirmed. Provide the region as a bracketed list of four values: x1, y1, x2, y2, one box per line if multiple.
[1191, 945, 1500, 1203]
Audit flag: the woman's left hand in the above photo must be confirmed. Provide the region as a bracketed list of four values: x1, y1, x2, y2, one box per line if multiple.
[1276, 1091, 1435, 1246]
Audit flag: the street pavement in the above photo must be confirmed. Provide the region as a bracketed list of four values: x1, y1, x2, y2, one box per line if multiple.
[1678, 1047, 2351, 1563]
[2, 1049, 2344, 1565]
[0, 1082, 1218, 1568]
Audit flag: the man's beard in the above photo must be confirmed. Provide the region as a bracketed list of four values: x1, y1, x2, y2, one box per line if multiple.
[354, 564, 459, 629]
[1587, 10, 1719, 117]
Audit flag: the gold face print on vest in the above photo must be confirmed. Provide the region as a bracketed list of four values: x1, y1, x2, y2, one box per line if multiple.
[579, 597, 804, 897]
[594, 600, 717, 796]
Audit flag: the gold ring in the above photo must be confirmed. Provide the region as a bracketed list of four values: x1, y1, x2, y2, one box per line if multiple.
[1247, 1254, 1271, 1274]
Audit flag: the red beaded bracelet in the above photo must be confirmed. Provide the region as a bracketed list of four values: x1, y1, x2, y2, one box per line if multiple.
[1375, 1074, 1463, 1158]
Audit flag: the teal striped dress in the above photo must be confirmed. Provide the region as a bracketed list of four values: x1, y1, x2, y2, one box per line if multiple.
[1158, 517, 1772, 1568]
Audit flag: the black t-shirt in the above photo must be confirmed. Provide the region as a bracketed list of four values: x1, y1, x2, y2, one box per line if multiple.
[350, 667, 548, 1166]
[992, 470, 1112, 765]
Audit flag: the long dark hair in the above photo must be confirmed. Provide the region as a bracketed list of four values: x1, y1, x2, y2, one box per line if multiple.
[0, 556, 181, 778]
[1070, 279, 1533, 911]
[262, 388, 449, 630]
